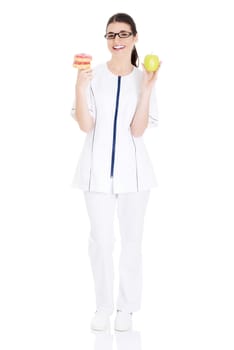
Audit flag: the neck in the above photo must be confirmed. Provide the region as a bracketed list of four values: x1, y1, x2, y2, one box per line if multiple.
[107, 57, 134, 76]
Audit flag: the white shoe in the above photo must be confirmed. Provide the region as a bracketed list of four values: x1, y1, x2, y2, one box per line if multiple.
[114, 310, 133, 331]
[91, 311, 110, 331]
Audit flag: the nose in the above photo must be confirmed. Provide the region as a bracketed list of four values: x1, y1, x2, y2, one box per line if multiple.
[113, 34, 121, 43]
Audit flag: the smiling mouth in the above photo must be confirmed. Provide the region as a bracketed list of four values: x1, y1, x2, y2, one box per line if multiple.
[113, 45, 125, 50]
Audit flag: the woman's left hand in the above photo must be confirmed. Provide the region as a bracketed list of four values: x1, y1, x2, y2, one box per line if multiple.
[141, 61, 162, 90]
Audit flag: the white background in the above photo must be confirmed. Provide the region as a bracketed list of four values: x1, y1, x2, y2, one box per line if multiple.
[0, 0, 234, 349]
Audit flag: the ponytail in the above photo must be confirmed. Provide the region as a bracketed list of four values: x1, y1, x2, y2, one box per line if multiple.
[131, 46, 139, 67]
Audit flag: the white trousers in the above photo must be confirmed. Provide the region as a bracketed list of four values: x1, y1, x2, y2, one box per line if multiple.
[84, 190, 150, 315]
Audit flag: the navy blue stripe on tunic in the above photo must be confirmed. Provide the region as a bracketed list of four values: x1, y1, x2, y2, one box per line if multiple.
[110, 76, 121, 177]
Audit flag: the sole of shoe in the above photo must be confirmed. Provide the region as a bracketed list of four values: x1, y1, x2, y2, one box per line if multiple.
[91, 320, 110, 332]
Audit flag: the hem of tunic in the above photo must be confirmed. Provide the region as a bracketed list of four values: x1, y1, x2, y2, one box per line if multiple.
[70, 182, 158, 194]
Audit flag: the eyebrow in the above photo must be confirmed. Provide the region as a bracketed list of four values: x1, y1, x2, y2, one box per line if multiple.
[106, 30, 129, 33]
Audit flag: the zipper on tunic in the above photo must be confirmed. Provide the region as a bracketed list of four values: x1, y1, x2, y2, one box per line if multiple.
[110, 76, 121, 177]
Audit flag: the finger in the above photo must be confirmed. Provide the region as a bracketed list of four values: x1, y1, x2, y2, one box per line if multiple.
[157, 61, 162, 70]
[77, 69, 93, 79]
[79, 68, 92, 73]
[153, 62, 162, 77]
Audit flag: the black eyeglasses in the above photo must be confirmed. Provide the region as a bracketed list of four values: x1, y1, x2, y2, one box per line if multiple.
[104, 31, 133, 40]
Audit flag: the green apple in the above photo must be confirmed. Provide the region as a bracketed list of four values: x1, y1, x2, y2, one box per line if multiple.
[144, 54, 160, 72]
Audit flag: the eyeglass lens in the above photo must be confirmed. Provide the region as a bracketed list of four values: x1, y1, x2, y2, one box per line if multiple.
[105, 31, 132, 39]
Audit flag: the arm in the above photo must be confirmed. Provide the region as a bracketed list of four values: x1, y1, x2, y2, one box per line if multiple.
[74, 69, 95, 133]
[130, 63, 161, 137]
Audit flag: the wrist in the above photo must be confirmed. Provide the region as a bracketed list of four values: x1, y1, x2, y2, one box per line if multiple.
[75, 84, 86, 93]
[139, 88, 151, 99]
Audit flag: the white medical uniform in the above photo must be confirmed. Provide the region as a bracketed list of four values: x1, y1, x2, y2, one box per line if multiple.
[71, 63, 159, 315]
[71, 63, 158, 194]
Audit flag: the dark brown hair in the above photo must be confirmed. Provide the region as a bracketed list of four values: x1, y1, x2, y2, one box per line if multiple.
[106, 13, 139, 67]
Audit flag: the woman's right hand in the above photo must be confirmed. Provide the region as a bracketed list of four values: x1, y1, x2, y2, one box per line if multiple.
[76, 68, 93, 90]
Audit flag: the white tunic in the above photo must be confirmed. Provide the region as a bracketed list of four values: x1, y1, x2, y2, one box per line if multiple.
[71, 63, 159, 194]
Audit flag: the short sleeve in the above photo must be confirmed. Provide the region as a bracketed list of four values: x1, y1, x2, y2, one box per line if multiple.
[148, 86, 159, 128]
[70, 83, 95, 121]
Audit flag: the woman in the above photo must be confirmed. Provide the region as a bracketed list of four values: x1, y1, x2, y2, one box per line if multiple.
[71, 13, 161, 331]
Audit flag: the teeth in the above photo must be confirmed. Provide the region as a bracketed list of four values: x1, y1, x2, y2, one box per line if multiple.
[114, 45, 125, 49]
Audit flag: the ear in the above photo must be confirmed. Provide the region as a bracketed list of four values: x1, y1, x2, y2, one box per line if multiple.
[134, 33, 139, 43]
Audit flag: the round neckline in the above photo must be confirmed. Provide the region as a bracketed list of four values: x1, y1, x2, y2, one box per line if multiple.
[105, 62, 136, 77]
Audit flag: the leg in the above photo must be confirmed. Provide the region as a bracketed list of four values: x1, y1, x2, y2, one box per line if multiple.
[116, 191, 150, 313]
[84, 191, 116, 315]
